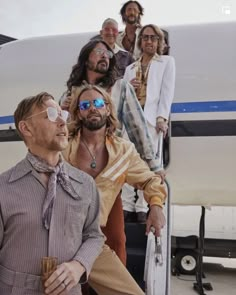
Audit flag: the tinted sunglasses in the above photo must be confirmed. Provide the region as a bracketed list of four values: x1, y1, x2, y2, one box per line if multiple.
[93, 48, 114, 59]
[26, 107, 69, 123]
[78, 98, 106, 111]
[141, 34, 159, 42]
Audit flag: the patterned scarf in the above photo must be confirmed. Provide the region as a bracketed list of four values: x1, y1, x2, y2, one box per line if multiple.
[26, 152, 79, 230]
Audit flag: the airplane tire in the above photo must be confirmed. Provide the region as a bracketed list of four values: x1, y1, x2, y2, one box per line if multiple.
[175, 250, 198, 275]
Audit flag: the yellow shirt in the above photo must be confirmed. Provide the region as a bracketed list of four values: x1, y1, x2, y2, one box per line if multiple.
[63, 134, 166, 226]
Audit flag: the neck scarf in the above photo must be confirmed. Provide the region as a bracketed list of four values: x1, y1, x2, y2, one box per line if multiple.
[26, 152, 79, 230]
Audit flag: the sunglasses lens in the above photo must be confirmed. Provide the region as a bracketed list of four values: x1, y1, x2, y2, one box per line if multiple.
[93, 98, 105, 108]
[79, 101, 91, 110]
[61, 110, 70, 122]
[47, 107, 58, 122]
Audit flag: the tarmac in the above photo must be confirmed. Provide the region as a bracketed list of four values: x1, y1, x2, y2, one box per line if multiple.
[170, 257, 236, 295]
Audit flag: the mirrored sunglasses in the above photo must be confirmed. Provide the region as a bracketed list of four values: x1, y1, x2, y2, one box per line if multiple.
[93, 48, 113, 59]
[79, 98, 106, 111]
[26, 107, 69, 123]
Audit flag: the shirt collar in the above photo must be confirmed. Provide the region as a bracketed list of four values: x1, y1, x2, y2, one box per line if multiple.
[113, 43, 127, 54]
[9, 158, 33, 183]
[9, 154, 84, 184]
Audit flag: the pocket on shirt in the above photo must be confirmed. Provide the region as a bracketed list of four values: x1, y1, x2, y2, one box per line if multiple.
[64, 204, 87, 249]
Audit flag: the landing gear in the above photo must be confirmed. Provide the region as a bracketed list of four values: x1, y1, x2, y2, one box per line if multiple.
[175, 250, 198, 275]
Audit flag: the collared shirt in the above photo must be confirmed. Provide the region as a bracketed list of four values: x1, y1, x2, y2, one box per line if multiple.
[63, 134, 166, 227]
[72, 79, 162, 172]
[0, 158, 104, 294]
[116, 27, 142, 60]
[113, 44, 134, 78]
[135, 54, 161, 107]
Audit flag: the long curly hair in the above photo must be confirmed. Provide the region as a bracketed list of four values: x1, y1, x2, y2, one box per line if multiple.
[66, 40, 117, 92]
[68, 83, 118, 138]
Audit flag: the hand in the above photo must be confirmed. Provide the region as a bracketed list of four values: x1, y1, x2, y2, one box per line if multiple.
[155, 169, 166, 184]
[130, 78, 141, 90]
[146, 205, 166, 237]
[156, 121, 168, 137]
[44, 260, 85, 294]
[61, 96, 72, 111]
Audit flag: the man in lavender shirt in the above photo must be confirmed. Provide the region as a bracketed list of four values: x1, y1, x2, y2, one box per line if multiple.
[0, 92, 104, 295]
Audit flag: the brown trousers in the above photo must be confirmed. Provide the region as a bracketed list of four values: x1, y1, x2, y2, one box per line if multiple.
[101, 193, 127, 265]
[82, 194, 127, 295]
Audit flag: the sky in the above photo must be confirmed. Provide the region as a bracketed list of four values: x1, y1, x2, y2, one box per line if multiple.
[0, 0, 235, 39]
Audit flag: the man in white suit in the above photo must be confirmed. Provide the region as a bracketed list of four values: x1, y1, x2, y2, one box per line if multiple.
[122, 24, 175, 219]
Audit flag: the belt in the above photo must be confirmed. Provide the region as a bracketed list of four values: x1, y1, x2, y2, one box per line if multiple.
[0, 264, 43, 291]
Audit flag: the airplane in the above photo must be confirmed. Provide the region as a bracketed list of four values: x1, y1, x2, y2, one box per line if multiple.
[0, 20, 236, 294]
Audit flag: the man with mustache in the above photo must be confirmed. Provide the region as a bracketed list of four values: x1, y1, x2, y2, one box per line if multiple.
[63, 83, 166, 295]
[116, 0, 144, 59]
[0, 93, 104, 295]
[122, 24, 175, 224]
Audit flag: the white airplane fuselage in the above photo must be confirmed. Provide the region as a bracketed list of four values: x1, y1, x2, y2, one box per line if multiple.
[0, 21, 235, 210]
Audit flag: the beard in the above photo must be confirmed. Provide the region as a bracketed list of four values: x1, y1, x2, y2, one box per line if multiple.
[87, 59, 108, 74]
[124, 14, 139, 25]
[82, 113, 107, 131]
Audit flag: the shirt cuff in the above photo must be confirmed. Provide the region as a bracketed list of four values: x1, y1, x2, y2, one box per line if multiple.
[149, 196, 163, 208]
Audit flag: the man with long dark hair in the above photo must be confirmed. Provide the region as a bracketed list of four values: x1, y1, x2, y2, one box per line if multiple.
[116, 0, 144, 59]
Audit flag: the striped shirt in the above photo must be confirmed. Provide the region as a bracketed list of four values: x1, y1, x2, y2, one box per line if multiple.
[63, 134, 166, 227]
[71, 79, 161, 172]
[0, 158, 104, 294]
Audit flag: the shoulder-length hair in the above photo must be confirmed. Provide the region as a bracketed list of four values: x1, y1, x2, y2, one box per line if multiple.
[68, 83, 118, 138]
[137, 24, 165, 55]
[66, 40, 117, 92]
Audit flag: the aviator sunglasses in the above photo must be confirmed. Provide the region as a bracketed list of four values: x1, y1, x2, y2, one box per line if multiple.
[78, 98, 106, 111]
[25, 107, 70, 123]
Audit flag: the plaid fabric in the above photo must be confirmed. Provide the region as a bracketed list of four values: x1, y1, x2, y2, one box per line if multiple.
[112, 79, 160, 172]
[26, 152, 79, 229]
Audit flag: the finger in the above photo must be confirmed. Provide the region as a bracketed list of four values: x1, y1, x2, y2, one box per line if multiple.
[145, 220, 152, 235]
[45, 271, 67, 292]
[154, 227, 161, 237]
[45, 282, 66, 295]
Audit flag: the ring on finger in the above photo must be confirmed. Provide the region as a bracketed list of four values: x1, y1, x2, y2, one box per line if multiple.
[64, 280, 69, 287]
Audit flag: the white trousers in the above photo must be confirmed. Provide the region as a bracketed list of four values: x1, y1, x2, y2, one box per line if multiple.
[122, 122, 159, 213]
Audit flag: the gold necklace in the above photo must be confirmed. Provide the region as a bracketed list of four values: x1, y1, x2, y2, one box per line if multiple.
[81, 138, 96, 169]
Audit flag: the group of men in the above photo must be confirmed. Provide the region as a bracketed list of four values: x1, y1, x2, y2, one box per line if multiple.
[0, 1, 175, 294]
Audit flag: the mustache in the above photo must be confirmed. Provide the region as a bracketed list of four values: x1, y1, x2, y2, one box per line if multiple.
[87, 111, 101, 119]
[97, 59, 108, 65]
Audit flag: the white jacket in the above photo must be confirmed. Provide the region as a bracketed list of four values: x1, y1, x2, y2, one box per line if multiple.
[123, 54, 176, 127]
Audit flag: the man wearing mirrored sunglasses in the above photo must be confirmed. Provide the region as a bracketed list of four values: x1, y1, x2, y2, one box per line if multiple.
[63, 84, 166, 295]
[0, 92, 104, 295]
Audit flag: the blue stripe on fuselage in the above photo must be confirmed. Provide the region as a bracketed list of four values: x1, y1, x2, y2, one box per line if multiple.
[0, 101, 236, 125]
[171, 100, 236, 113]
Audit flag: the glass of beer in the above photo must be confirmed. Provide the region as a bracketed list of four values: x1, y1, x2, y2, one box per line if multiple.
[41, 256, 58, 288]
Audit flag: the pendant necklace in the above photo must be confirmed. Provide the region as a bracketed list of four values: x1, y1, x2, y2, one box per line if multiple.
[81, 138, 96, 169]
